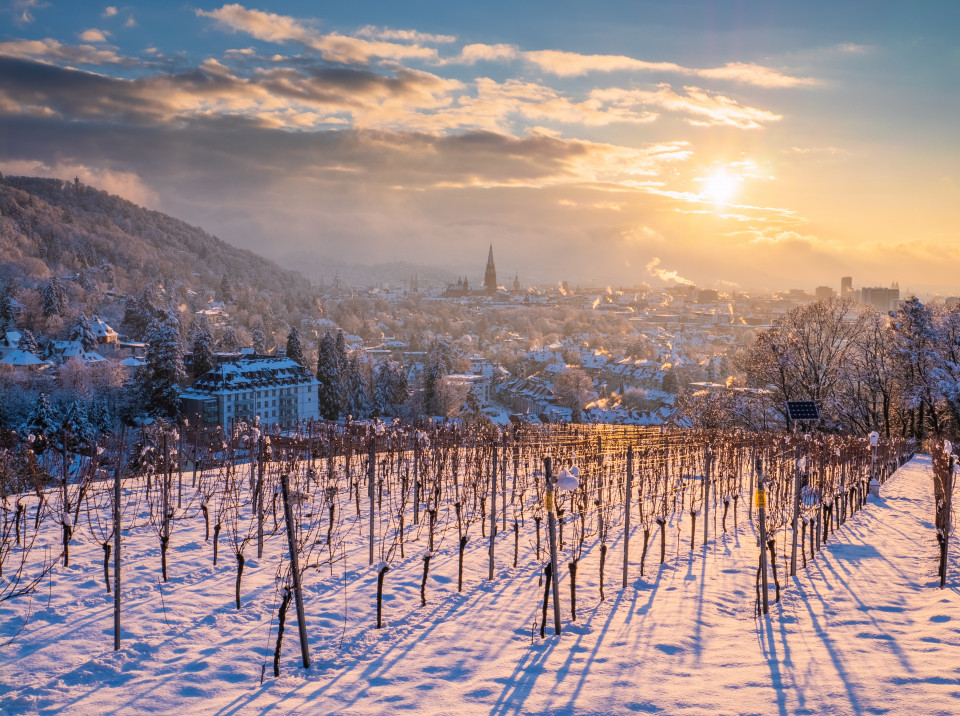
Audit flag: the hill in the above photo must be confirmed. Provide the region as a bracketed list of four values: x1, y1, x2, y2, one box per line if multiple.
[0, 175, 316, 341]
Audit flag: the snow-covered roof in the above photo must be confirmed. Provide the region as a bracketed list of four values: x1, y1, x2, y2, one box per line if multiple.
[183, 356, 319, 397]
[0, 350, 49, 368]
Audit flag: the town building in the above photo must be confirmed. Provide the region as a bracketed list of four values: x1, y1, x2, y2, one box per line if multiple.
[180, 355, 320, 429]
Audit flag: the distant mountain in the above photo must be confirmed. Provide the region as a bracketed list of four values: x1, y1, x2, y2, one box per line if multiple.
[280, 252, 459, 290]
[0, 175, 316, 338]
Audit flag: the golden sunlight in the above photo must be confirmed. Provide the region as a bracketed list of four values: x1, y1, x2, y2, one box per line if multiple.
[700, 169, 741, 204]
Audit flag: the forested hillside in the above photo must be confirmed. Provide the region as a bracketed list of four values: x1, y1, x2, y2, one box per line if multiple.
[0, 175, 316, 340]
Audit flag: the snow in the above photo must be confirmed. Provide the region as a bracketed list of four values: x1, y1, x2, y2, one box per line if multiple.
[2, 456, 959, 714]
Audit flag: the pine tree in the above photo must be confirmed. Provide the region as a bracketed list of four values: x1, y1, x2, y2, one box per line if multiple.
[60, 400, 93, 452]
[90, 397, 112, 435]
[70, 316, 97, 353]
[251, 321, 269, 354]
[219, 274, 234, 303]
[0, 283, 16, 329]
[18, 329, 38, 355]
[140, 310, 186, 420]
[345, 354, 371, 419]
[122, 286, 159, 340]
[220, 326, 240, 354]
[335, 330, 348, 409]
[25, 392, 58, 455]
[286, 327, 304, 366]
[191, 315, 215, 378]
[422, 342, 453, 415]
[316, 332, 341, 420]
[373, 362, 390, 417]
[41, 277, 67, 318]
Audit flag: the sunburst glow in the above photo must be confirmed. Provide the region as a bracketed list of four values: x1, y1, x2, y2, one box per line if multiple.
[700, 170, 741, 204]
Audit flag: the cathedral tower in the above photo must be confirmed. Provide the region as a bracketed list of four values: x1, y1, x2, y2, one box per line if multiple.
[484, 244, 497, 295]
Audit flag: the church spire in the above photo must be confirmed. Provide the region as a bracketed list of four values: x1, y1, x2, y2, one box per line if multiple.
[484, 243, 497, 295]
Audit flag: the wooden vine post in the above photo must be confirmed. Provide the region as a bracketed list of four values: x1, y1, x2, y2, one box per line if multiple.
[280, 472, 311, 669]
[756, 458, 770, 615]
[113, 432, 123, 651]
[413, 433, 420, 526]
[623, 445, 632, 588]
[544, 457, 562, 635]
[489, 443, 497, 580]
[368, 436, 375, 566]
[702, 444, 711, 547]
[790, 445, 802, 577]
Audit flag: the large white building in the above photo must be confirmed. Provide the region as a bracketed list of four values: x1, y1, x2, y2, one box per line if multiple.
[180, 356, 320, 429]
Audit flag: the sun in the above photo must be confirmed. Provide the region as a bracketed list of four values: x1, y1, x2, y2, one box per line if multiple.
[700, 169, 741, 204]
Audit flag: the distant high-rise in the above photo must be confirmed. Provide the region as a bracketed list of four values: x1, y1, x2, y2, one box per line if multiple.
[815, 286, 836, 300]
[484, 244, 497, 295]
[841, 276, 853, 295]
[861, 284, 900, 313]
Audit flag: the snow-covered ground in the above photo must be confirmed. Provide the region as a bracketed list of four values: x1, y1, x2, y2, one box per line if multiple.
[2, 455, 958, 715]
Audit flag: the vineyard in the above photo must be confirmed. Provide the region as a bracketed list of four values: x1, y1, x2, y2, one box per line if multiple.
[1, 421, 911, 651]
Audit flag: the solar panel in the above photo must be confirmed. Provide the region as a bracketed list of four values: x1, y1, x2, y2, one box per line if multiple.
[786, 401, 820, 421]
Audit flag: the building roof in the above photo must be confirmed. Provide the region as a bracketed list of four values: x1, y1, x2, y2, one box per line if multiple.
[183, 355, 319, 397]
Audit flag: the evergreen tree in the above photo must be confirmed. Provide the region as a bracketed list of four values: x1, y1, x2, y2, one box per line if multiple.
[422, 342, 453, 415]
[345, 353, 371, 419]
[41, 277, 67, 318]
[315, 331, 341, 420]
[335, 330, 348, 409]
[0, 283, 16, 328]
[60, 400, 93, 452]
[219, 326, 240, 354]
[218, 274, 234, 303]
[191, 315, 215, 379]
[251, 321, 269, 354]
[139, 310, 186, 420]
[25, 392, 58, 455]
[286, 327, 304, 366]
[70, 315, 97, 353]
[122, 286, 159, 340]
[18, 329, 38, 355]
[90, 397, 112, 435]
[373, 361, 390, 417]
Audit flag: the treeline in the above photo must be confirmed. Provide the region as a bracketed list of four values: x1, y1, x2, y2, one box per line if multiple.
[685, 296, 960, 440]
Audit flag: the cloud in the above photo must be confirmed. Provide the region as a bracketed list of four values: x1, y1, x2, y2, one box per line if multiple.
[646, 257, 695, 285]
[78, 29, 110, 43]
[197, 4, 438, 64]
[102, 6, 117, 18]
[0, 37, 130, 65]
[523, 49, 817, 87]
[0, 158, 159, 207]
[355, 26, 456, 44]
[10, 0, 47, 24]
[591, 84, 781, 129]
[446, 43, 519, 65]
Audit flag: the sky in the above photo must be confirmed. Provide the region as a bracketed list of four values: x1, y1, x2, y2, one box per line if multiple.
[1, 1, 958, 293]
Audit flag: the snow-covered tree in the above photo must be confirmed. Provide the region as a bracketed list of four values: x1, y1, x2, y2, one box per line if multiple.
[41, 277, 67, 318]
[70, 316, 97, 353]
[251, 321, 269, 354]
[89, 397, 112, 435]
[18, 329, 38, 355]
[122, 286, 159, 340]
[218, 274, 234, 303]
[25, 392, 58, 455]
[344, 353, 371, 419]
[316, 331, 341, 420]
[421, 341, 453, 415]
[60, 400, 93, 452]
[554, 367, 595, 423]
[219, 326, 240, 354]
[286, 327, 304, 366]
[139, 309, 186, 420]
[191, 315, 215, 379]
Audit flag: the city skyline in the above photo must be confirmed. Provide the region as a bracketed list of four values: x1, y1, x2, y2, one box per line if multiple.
[0, 1, 957, 291]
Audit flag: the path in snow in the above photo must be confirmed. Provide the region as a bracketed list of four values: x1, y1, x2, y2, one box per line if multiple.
[1, 455, 958, 715]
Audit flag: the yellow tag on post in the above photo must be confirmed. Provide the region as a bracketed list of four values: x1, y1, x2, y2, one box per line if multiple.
[545, 492, 554, 513]
[755, 490, 766, 509]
